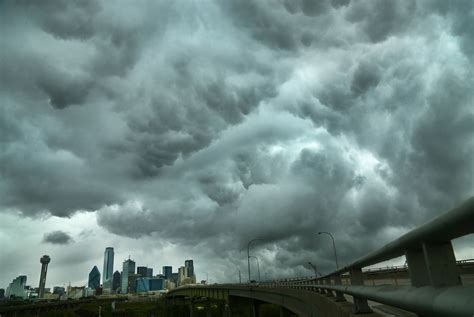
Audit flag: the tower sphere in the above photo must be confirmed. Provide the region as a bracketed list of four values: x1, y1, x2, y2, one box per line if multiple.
[40, 255, 51, 264]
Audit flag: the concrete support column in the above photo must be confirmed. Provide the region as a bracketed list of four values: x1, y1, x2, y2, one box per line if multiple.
[228, 296, 260, 317]
[422, 241, 461, 286]
[406, 248, 430, 287]
[222, 303, 231, 317]
[325, 278, 334, 297]
[205, 301, 212, 317]
[349, 268, 372, 314]
[251, 301, 261, 317]
[317, 279, 325, 294]
[333, 275, 346, 302]
[318, 279, 326, 294]
[227, 297, 239, 316]
[189, 301, 195, 317]
[280, 307, 293, 317]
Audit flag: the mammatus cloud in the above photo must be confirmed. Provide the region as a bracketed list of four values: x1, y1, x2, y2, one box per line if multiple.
[1, 0, 473, 282]
[43, 231, 74, 245]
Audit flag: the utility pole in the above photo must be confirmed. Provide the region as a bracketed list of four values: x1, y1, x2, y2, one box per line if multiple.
[238, 270, 242, 284]
[250, 256, 261, 282]
[318, 231, 339, 269]
[247, 238, 263, 282]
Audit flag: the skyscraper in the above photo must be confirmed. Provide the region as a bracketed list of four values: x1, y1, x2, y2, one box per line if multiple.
[127, 274, 139, 293]
[103, 247, 114, 284]
[88, 266, 101, 289]
[137, 266, 148, 277]
[39, 255, 50, 298]
[112, 271, 121, 293]
[6, 276, 27, 299]
[147, 268, 153, 278]
[178, 266, 186, 285]
[170, 272, 178, 281]
[163, 266, 172, 279]
[121, 258, 135, 294]
[185, 260, 194, 278]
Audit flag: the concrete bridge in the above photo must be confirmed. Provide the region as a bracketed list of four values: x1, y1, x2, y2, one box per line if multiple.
[167, 284, 373, 316]
[167, 197, 474, 317]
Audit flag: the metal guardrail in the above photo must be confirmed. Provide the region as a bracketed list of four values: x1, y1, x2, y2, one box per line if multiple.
[297, 284, 474, 316]
[276, 197, 474, 316]
[322, 197, 474, 277]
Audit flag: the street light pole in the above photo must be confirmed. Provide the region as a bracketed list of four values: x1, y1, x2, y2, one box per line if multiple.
[318, 231, 339, 269]
[238, 270, 242, 284]
[247, 238, 263, 282]
[249, 256, 261, 282]
[308, 262, 319, 277]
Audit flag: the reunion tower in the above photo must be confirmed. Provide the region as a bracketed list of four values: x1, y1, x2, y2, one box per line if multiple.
[39, 255, 51, 298]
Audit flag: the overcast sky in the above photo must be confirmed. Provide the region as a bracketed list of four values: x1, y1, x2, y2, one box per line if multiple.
[1, 0, 473, 290]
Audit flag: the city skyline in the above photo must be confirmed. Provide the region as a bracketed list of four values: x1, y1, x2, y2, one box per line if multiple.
[1, 0, 473, 295]
[1, 244, 205, 292]
[2, 247, 199, 298]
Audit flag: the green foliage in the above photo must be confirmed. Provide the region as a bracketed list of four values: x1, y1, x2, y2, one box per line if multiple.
[34, 300, 166, 317]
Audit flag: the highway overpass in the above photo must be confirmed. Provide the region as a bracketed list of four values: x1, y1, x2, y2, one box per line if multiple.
[167, 197, 474, 317]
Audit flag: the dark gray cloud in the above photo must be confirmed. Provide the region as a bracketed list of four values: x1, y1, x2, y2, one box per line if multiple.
[346, 0, 417, 42]
[43, 231, 74, 245]
[1, 0, 473, 284]
[350, 61, 381, 96]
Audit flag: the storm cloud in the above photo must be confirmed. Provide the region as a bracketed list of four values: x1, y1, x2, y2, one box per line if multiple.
[1, 0, 473, 285]
[43, 231, 74, 245]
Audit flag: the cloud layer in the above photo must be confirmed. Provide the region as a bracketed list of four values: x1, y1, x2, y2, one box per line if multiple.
[1, 0, 473, 284]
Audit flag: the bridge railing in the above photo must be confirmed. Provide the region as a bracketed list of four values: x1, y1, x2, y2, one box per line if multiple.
[267, 197, 474, 316]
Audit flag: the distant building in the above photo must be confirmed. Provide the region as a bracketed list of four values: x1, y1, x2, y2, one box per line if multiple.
[88, 266, 101, 289]
[150, 278, 165, 290]
[121, 259, 136, 294]
[102, 279, 112, 294]
[179, 277, 194, 286]
[6, 276, 27, 299]
[163, 266, 172, 280]
[178, 266, 186, 286]
[112, 271, 121, 293]
[136, 277, 165, 292]
[103, 247, 114, 287]
[166, 280, 176, 290]
[68, 286, 85, 299]
[137, 266, 148, 277]
[184, 260, 196, 284]
[170, 273, 179, 285]
[185, 260, 194, 278]
[52, 286, 65, 296]
[39, 255, 51, 298]
[136, 277, 149, 293]
[147, 268, 153, 278]
[84, 288, 95, 297]
[0, 288, 4, 299]
[43, 293, 60, 300]
[127, 274, 140, 293]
